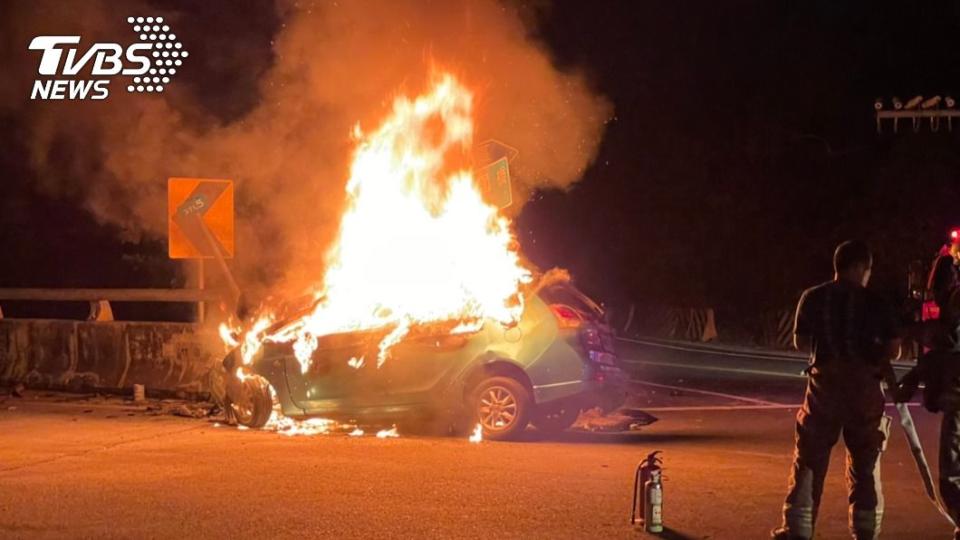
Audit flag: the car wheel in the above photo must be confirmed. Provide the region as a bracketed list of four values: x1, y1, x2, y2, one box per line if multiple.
[470, 376, 532, 441]
[229, 375, 273, 429]
[533, 405, 580, 434]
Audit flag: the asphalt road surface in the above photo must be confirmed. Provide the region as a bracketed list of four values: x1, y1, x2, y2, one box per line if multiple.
[0, 339, 954, 539]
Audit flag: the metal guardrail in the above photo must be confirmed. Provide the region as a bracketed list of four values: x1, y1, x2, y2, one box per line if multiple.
[618, 336, 918, 368]
[0, 288, 219, 302]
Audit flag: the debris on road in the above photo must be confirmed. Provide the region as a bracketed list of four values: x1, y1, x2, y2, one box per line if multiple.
[11, 383, 25, 398]
[267, 415, 336, 436]
[132, 384, 146, 403]
[135, 399, 220, 420]
[170, 404, 210, 419]
[574, 407, 658, 433]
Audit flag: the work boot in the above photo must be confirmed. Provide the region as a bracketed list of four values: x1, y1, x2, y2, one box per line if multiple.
[770, 527, 810, 540]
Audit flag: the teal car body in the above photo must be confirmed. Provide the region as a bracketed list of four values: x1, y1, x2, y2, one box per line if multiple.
[234, 280, 625, 437]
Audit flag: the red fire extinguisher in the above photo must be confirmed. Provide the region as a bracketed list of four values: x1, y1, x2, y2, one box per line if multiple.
[632, 450, 663, 533]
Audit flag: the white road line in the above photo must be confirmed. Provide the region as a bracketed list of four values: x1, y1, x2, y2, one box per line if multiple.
[625, 358, 807, 379]
[641, 404, 799, 412]
[723, 450, 794, 460]
[631, 379, 786, 406]
[637, 402, 923, 413]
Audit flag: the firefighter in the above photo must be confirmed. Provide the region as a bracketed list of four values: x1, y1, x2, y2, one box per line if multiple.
[772, 240, 901, 540]
[929, 229, 960, 315]
[896, 228, 960, 539]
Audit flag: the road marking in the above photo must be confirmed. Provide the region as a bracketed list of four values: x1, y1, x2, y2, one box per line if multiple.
[637, 402, 923, 412]
[641, 404, 799, 412]
[624, 358, 807, 379]
[723, 449, 794, 460]
[631, 379, 786, 406]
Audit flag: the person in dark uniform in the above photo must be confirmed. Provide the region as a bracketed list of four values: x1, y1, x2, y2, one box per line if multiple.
[929, 230, 960, 317]
[897, 228, 960, 539]
[772, 240, 901, 540]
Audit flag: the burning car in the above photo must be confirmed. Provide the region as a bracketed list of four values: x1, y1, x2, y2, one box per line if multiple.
[223, 271, 625, 440]
[219, 74, 623, 440]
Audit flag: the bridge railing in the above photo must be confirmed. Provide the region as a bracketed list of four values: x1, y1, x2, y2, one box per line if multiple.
[0, 288, 218, 321]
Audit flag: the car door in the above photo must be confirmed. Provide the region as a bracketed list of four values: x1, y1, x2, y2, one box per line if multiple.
[372, 328, 486, 405]
[282, 330, 388, 412]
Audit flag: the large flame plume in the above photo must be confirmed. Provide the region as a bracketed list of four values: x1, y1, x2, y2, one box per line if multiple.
[225, 73, 532, 371]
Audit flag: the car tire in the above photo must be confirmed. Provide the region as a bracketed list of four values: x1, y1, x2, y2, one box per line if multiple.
[533, 405, 580, 434]
[469, 376, 532, 441]
[229, 375, 273, 429]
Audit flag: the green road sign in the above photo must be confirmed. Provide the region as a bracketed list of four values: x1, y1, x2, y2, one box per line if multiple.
[477, 156, 513, 209]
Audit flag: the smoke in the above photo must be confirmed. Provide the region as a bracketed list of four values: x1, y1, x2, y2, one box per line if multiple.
[1, 0, 611, 299]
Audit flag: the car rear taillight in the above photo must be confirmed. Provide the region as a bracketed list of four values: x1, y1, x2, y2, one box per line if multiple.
[923, 300, 941, 321]
[550, 304, 583, 329]
[581, 326, 603, 349]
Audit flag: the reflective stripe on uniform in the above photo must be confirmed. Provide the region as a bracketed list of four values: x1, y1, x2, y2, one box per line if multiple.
[851, 508, 882, 539]
[783, 503, 815, 539]
[850, 456, 884, 540]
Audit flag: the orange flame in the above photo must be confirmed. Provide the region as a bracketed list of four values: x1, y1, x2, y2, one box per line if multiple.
[469, 423, 483, 443]
[224, 72, 532, 372]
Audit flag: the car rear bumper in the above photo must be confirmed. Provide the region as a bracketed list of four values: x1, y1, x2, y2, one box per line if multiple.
[531, 362, 627, 412]
[588, 363, 629, 412]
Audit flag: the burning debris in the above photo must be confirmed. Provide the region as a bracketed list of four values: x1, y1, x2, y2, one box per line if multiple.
[375, 426, 400, 439]
[222, 73, 533, 374]
[347, 356, 365, 370]
[265, 414, 336, 437]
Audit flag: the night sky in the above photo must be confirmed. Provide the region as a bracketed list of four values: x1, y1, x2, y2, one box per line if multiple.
[3, 0, 960, 321]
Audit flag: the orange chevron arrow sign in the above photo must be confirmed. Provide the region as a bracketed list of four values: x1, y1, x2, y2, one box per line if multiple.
[167, 177, 234, 259]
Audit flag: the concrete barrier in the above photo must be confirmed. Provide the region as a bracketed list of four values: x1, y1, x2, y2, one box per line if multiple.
[0, 319, 223, 395]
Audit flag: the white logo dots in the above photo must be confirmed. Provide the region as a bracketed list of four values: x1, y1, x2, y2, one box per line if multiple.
[125, 16, 186, 93]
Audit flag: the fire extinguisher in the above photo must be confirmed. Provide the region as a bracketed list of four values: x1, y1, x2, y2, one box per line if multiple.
[631, 450, 663, 533]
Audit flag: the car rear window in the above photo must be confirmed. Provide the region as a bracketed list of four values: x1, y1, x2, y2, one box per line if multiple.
[538, 284, 604, 321]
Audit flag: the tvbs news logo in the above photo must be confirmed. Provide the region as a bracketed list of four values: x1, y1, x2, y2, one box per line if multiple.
[29, 16, 188, 100]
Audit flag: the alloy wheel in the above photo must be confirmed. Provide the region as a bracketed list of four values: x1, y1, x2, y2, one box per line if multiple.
[478, 385, 519, 431]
